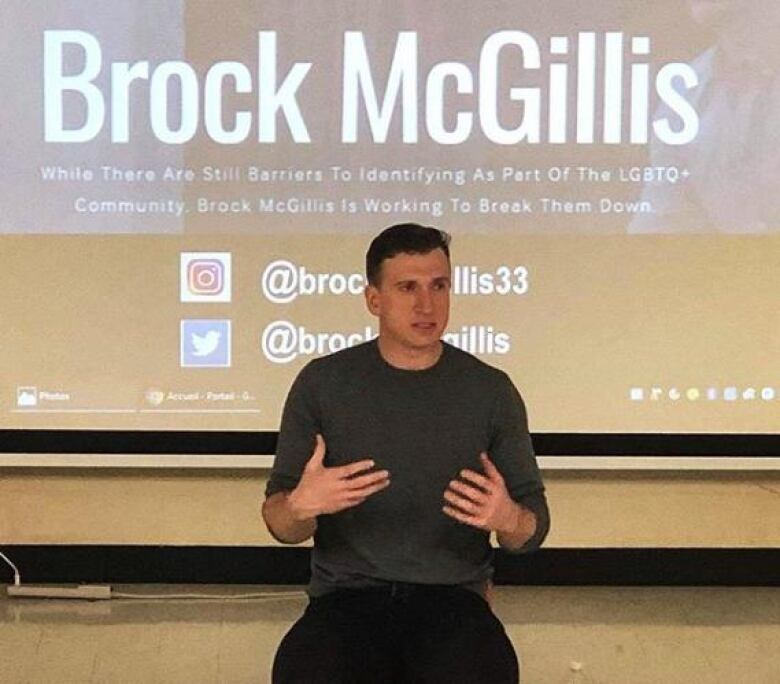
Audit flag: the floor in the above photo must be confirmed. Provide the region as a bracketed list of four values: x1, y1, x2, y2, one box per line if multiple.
[0, 584, 778, 683]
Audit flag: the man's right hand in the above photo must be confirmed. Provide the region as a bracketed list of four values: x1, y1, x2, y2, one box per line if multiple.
[287, 434, 390, 521]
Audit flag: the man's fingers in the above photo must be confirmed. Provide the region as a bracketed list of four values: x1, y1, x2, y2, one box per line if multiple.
[347, 479, 390, 500]
[479, 452, 505, 484]
[447, 479, 487, 505]
[338, 458, 379, 478]
[459, 469, 492, 492]
[338, 479, 391, 511]
[344, 470, 390, 491]
[305, 433, 327, 469]
[443, 489, 479, 514]
[442, 504, 483, 530]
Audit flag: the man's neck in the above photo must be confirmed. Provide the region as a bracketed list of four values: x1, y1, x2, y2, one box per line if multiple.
[377, 338, 443, 371]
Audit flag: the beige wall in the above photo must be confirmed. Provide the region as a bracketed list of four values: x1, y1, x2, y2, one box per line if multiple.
[1, 469, 778, 547]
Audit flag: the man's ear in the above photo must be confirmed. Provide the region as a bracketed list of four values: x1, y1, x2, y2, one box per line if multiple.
[364, 284, 381, 316]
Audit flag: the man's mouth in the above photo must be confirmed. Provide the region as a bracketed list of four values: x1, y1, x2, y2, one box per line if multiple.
[412, 322, 437, 330]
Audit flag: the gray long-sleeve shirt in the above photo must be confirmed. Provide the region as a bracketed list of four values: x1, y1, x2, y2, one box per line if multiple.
[266, 340, 549, 597]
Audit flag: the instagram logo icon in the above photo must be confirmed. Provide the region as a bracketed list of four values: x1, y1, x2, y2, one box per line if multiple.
[180, 252, 231, 302]
[189, 259, 224, 295]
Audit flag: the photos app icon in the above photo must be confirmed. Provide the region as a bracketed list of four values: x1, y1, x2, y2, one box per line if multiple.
[180, 252, 231, 302]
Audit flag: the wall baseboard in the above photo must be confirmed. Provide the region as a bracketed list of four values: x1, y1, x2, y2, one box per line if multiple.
[0, 546, 777, 587]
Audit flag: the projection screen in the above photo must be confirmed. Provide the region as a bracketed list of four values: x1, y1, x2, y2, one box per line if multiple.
[1, 1, 777, 467]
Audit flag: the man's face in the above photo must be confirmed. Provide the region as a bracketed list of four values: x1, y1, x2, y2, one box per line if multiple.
[365, 248, 451, 357]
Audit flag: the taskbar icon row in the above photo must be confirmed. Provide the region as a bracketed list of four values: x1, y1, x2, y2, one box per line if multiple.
[629, 386, 776, 402]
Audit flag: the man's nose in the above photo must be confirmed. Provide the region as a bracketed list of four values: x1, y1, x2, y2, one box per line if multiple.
[415, 289, 434, 312]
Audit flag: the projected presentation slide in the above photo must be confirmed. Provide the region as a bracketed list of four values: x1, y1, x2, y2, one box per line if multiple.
[1, 0, 777, 435]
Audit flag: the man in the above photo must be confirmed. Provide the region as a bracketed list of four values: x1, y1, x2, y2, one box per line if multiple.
[263, 223, 549, 683]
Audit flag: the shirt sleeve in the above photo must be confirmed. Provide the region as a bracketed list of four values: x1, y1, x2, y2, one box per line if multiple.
[264, 361, 322, 498]
[488, 372, 550, 554]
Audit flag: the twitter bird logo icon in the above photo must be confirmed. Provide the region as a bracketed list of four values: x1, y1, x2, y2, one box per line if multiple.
[191, 330, 221, 357]
[181, 320, 231, 367]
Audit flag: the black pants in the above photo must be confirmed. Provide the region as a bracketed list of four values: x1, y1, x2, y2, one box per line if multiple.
[271, 582, 519, 683]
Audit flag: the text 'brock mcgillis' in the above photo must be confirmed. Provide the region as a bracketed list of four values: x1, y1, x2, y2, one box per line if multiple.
[44, 30, 699, 146]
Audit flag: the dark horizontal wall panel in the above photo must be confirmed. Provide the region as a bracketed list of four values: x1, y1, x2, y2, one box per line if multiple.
[0, 430, 279, 455]
[1, 547, 777, 587]
[1, 431, 778, 457]
[0, 546, 310, 585]
[492, 549, 780, 586]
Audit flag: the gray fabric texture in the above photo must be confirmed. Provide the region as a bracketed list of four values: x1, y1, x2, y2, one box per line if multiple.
[266, 340, 549, 597]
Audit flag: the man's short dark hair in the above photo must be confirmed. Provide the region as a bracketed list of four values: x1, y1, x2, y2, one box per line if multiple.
[366, 223, 451, 286]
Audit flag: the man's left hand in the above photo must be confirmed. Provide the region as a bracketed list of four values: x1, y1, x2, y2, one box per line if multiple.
[442, 452, 519, 534]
